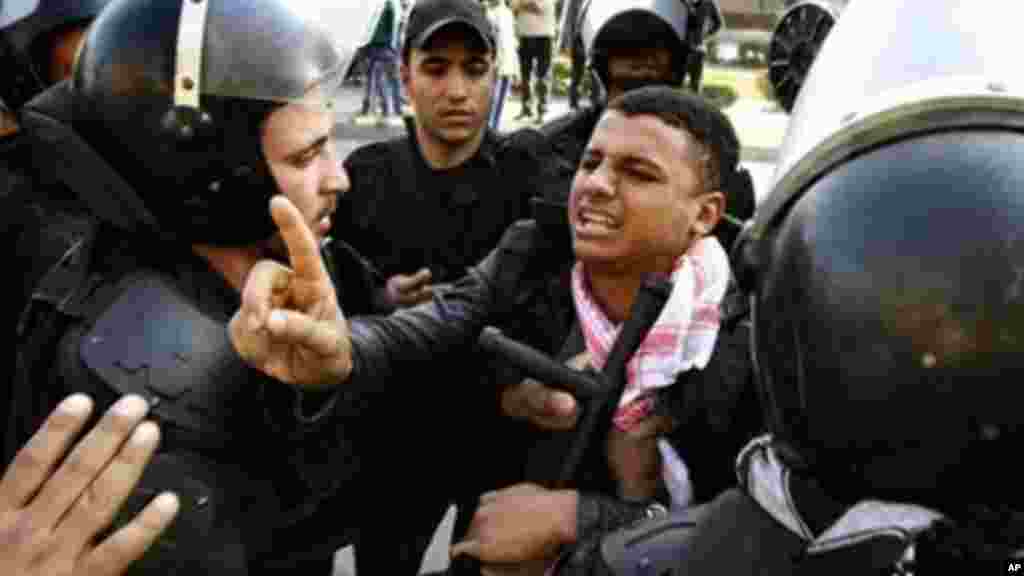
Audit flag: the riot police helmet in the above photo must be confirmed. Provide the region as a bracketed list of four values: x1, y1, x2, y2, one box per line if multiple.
[734, 0, 1024, 517]
[70, 0, 369, 245]
[579, 0, 721, 95]
[0, 0, 111, 110]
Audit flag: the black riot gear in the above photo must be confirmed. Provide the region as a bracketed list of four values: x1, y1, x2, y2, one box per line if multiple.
[0, 0, 111, 110]
[735, 0, 1024, 525]
[68, 0, 362, 245]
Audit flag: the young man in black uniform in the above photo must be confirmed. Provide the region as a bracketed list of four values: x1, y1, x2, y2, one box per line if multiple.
[335, 0, 564, 571]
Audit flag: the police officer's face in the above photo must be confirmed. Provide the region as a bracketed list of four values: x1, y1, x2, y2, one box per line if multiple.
[569, 111, 723, 275]
[401, 27, 494, 148]
[261, 103, 347, 247]
[605, 47, 674, 100]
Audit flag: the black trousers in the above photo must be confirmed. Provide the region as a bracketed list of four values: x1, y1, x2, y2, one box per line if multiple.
[517, 36, 553, 112]
[568, 35, 585, 109]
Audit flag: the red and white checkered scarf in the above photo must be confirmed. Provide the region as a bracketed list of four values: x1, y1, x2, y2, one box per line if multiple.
[570, 236, 732, 432]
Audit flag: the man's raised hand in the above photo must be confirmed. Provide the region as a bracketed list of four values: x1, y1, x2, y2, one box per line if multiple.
[230, 195, 353, 388]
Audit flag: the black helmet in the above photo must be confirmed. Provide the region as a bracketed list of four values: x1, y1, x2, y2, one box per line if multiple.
[735, 0, 1024, 515]
[0, 0, 111, 110]
[69, 0, 370, 245]
[579, 0, 721, 92]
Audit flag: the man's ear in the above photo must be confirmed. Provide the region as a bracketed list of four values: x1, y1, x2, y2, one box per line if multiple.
[693, 190, 726, 237]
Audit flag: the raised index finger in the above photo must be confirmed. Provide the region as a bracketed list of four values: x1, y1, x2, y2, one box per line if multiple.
[270, 195, 329, 283]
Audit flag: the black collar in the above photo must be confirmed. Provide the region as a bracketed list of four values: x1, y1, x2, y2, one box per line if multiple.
[406, 125, 499, 206]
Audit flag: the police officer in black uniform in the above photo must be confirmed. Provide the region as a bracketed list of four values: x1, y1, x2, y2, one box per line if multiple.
[6, 0, 386, 573]
[336, 2, 568, 571]
[551, 0, 1024, 573]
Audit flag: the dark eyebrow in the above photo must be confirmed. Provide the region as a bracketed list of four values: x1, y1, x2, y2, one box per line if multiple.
[286, 135, 329, 162]
[620, 155, 666, 175]
[582, 148, 667, 176]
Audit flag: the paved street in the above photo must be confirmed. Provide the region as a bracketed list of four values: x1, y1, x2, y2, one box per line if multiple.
[328, 83, 785, 575]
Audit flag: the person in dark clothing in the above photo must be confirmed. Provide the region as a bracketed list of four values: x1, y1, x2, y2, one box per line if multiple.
[358, 0, 404, 127]
[233, 86, 763, 575]
[335, 0, 564, 571]
[556, 0, 586, 110]
[511, 0, 556, 122]
[6, 0, 390, 573]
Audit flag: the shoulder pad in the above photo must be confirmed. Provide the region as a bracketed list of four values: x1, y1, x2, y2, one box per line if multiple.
[80, 273, 252, 437]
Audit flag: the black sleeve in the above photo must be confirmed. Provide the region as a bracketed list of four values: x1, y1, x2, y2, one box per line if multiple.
[345, 264, 497, 385]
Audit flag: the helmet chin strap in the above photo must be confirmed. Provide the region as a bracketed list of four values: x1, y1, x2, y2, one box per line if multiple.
[174, 0, 208, 112]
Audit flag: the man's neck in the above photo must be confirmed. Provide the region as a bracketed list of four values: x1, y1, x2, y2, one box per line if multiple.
[586, 268, 643, 325]
[584, 256, 676, 324]
[414, 123, 485, 170]
[192, 243, 266, 294]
